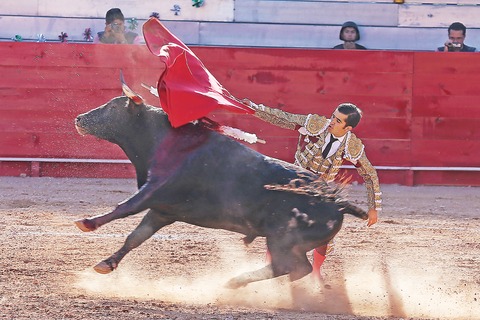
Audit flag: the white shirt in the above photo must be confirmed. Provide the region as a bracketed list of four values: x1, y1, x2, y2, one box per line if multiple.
[322, 133, 346, 158]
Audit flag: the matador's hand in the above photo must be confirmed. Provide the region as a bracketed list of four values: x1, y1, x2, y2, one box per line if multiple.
[367, 208, 378, 227]
[242, 98, 259, 110]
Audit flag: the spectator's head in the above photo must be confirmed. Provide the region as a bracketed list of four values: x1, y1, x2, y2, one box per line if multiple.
[105, 8, 125, 24]
[448, 22, 467, 36]
[448, 22, 467, 45]
[339, 21, 360, 42]
[104, 8, 126, 34]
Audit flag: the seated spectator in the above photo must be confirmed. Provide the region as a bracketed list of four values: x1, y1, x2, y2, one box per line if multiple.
[333, 21, 366, 50]
[437, 22, 476, 52]
[94, 8, 141, 44]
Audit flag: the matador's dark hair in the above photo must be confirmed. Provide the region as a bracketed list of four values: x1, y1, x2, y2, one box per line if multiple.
[336, 103, 362, 128]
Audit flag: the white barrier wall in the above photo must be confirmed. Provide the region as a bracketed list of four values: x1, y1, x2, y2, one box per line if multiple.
[1, 0, 480, 51]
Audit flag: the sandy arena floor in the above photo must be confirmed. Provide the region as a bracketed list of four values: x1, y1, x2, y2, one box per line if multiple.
[0, 176, 479, 319]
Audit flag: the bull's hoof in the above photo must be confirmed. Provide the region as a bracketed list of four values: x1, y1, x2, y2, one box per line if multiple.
[93, 260, 116, 274]
[224, 277, 247, 290]
[74, 218, 97, 232]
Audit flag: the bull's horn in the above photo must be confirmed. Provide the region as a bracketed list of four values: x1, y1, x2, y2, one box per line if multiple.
[120, 71, 144, 105]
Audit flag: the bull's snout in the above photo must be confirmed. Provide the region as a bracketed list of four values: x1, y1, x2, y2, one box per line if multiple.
[75, 115, 88, 136]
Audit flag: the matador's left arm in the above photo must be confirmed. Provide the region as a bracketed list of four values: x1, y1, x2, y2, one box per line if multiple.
[344, 134, 382, 213]
[354, 152, 382, 212]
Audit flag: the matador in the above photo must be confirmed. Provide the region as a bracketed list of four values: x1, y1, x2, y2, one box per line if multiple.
[248, 101, 382, 282]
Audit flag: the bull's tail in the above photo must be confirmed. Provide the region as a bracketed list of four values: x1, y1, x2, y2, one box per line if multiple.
[338, 201, 368, 220]
[264, 176, 368, 220]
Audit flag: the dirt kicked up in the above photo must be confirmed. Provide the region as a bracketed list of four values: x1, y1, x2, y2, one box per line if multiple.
[0, 176, 478, 320]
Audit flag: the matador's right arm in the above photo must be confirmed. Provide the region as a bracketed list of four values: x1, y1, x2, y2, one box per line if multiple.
[245, 100, 308, 130]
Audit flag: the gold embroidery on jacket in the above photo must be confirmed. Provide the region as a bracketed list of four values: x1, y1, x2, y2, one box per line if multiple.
[344, 133, 364, 162]
[254, 106, 307, 130]
[305, 114, 329, 135]
[255, 106, 382, 211]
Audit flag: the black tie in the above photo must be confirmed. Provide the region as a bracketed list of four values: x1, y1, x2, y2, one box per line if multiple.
[322, 135, 338, 159]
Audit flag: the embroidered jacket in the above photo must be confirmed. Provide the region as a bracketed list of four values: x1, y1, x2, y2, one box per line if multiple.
[254, 104, 382, 211]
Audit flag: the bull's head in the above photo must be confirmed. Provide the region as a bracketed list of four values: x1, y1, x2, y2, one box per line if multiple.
[75, 74, 146, 142]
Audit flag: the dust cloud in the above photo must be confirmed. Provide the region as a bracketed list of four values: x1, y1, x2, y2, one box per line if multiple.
[342, 253, 480, 319]
[75, 241, 480, 319]
[74, 240, 298, 309]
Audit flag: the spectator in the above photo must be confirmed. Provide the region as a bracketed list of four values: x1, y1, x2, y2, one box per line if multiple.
[437, 22, 476, 52]
[333, 21, 366, 50]
[94, 8, 141, 44]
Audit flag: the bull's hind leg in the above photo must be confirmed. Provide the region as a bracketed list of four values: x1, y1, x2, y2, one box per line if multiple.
[225, 237, 312, 289]
[93, 209, 173, 274]
[225, 265, 274, 289]
[287, 249, 312, 282]
[270, 243, 312, 283]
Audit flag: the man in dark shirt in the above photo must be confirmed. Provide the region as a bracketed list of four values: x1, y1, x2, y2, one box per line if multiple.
[332, 21, 367, 50]
[94, 8, 141, 44]
[437, 22, 476, 52]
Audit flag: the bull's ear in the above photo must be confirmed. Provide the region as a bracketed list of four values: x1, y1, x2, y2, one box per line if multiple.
[120, 71, 144, 105]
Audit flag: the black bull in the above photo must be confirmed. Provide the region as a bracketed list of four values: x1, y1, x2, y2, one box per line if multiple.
[74, 95, 367, 288]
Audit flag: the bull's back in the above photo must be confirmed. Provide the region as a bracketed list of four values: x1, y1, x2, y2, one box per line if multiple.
[162, 131, 312, 199]
[145, 131, 332, 234]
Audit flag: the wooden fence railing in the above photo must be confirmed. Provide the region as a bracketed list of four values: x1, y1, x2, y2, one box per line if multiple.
[1, 42, 479, 186]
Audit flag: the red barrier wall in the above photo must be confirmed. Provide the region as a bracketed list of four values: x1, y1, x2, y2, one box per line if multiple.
[0, 43, 479, 186]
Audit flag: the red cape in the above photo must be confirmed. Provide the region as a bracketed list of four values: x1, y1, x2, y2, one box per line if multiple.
[142, 18, 253, 128]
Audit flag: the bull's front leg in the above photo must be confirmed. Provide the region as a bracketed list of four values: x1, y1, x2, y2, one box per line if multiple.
[92, 209, 174, 274]
[75, 182, 158, 232]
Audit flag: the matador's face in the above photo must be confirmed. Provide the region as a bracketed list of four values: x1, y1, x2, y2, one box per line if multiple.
[328, 110, 352, 137]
